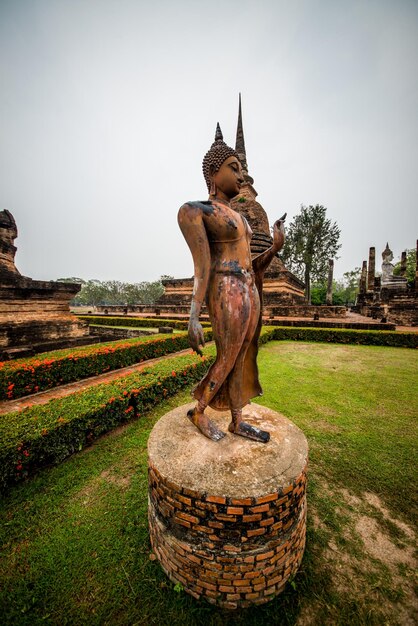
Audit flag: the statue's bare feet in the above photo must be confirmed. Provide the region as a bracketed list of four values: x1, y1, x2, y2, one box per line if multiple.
[187, 407, 226, 441]
[228, 420, 270, 443]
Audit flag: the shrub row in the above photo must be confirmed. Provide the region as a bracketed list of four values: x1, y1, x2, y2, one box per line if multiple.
[0, 331, 212, 401]
[78, 315, 212, 330]
[0, 331, 281, 489]
[80, 318, 417, 348]
[271, 326, 418, 348]
[0, 349, 216, 490]
[2, 323, 412, 489]
[1, 325, 415, 403]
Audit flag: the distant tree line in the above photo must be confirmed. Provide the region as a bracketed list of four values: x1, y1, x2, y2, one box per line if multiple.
[57, 277, 172, 306]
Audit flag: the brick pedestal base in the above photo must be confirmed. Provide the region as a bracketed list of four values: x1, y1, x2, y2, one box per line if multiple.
[148, 402, 308, 609]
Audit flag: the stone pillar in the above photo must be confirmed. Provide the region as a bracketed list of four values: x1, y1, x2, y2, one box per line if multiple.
[326, 259, 334, 305]
[148, 402, 308, 609]
[415, 240, 418, 291]
[360, 261, 367, 294]
[400, 251, 407, 278]
[367, 247, 375, 291]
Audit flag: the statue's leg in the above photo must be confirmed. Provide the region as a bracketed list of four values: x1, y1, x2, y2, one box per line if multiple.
[188, 275, 251, 442]
[227, 283, 270, 443]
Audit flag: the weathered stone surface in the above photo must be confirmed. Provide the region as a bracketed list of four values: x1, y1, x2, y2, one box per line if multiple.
[267, 305, 346, 318]
[360, 260, 367, 294]
[400, 250, 407, 278]
[357, 241, 417, 325]
[415, 239, 418, 292]
[0, 277, 91, 358]
[0, 210, 20, 278]
[149, 403, 307, 497]
[367, 247, 376, 291]
[148, 402, 308, 608]
[89, 325, 154, 340]
[326, 259, 334, 305]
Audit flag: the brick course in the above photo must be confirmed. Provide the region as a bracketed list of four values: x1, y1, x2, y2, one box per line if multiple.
[148, 460, 307, 609]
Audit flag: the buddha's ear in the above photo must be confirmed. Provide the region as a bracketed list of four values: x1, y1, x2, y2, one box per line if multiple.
[208, 163, 217, 179]
[208, 164, 217, 197]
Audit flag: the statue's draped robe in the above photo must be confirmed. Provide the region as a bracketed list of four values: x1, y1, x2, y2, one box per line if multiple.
[191, 201, 265, 411]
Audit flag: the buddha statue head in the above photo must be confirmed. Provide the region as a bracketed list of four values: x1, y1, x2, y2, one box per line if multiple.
[382, 242, 394, 263]
[202, 124, 242, 198]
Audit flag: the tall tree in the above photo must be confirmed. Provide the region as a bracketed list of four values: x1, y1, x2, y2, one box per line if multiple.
[280, 205, 341, 303]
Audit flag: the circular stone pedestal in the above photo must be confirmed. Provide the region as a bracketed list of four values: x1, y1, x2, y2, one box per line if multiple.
[148, 402, 308, 609]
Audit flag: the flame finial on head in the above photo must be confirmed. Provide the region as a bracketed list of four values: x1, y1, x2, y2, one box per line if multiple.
[202, 123, 239, 192]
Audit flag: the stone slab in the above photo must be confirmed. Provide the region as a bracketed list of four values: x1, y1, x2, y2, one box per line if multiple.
[148, 402, 307, 501]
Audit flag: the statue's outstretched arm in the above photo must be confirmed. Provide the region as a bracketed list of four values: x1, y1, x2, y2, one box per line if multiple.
[178, 203, 211, 356]
[252, 216, 286, 276]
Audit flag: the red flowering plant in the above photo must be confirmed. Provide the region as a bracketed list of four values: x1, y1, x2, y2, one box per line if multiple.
[0, 329, 213, 401]
[0, 345, 216, 490]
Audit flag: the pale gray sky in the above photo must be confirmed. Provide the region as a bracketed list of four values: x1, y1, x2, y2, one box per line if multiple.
[1, 0, 417, 283]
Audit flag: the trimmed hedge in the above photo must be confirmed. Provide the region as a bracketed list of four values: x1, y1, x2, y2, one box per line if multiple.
[0, 331, 212, 401]
[1, 325, 415, 403]
[81, 318, 417, 348]
[0, 349, 216, 490]
[1, 324, 415, 490]
[79, 315, 212, 331]
[271, 326, 418, 348]
[0, 329, 279, 489]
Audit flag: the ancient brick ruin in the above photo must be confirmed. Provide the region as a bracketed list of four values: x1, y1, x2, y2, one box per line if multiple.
[0, 210, 90, 359]
[356, 241, 418, 326]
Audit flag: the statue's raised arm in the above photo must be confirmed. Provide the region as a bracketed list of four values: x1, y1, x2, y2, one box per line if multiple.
[252, 214, 286, 276]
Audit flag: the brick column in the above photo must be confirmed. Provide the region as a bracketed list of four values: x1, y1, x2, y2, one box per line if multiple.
[360, 261, 367, 294]
[367, 247, 375, 291]
[326, 259, 334, 305]
[148, 403, 308, 609]
[415, 240, 418, 291]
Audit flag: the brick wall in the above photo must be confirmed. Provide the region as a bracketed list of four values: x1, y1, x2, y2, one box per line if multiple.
[148, 461, 307, 609]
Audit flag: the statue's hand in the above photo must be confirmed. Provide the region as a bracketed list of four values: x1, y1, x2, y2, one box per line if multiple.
[272, 213, 286, 252]
[188, 318, 205, 356]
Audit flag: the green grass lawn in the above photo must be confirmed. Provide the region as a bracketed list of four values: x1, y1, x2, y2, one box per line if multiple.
[0, 342, 416, 625]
